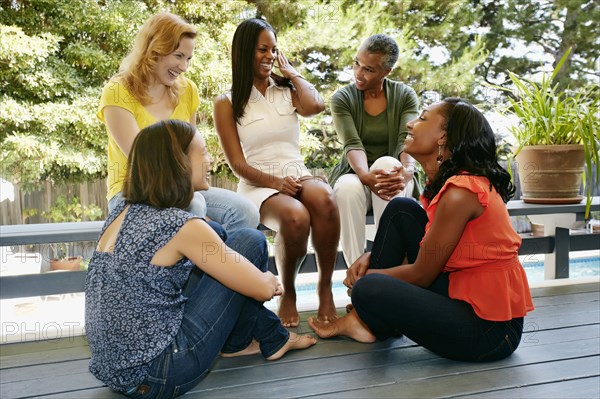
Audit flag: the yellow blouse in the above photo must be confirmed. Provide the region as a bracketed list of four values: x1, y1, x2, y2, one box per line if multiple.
[97, 77, 200, 199]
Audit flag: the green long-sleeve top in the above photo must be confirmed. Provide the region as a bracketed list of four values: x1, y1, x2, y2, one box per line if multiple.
[329, 78, 419, 188]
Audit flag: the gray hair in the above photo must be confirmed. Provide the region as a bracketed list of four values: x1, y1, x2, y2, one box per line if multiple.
[359, 34, 399, 70]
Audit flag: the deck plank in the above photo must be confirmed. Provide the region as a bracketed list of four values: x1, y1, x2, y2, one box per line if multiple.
[28, 340, 599, 399]
[454, 376, 600, 399]
[310, 356, 599, 399]
[1, 282, 598, 399]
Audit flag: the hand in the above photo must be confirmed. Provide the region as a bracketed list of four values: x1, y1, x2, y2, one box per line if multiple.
[275, 50, 299, 79]
[372, 165, 405, 200]
[266, 271, 284, 297]
[343, 252, 371, 289]
[273, 282, 283, 297]
[277, 176, 303, 196]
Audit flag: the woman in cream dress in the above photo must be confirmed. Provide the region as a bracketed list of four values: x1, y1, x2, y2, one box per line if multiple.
[214, 18, 340, 327]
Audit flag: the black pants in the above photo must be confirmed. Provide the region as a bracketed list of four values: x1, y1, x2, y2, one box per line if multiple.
[353, 198, 523, 362]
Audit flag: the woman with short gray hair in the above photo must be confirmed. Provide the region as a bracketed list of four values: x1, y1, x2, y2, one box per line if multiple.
[329, 34, 420, 269]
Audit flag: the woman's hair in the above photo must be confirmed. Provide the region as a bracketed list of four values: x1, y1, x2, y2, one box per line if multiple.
[117, 12, 197, 106]
[359, 34, 399, 70]
[123, 119, 196, 209]
[423, 97, 515, 203]
[230, 18, 292, 123]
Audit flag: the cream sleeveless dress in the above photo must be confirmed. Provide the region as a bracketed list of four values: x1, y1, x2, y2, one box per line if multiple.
[225, 80, 312, 209]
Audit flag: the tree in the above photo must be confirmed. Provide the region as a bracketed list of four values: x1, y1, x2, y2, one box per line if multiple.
[0, 0, 240, 187]
[0, 0, 152, 189]
[251, 0, 489, 167]
[1, 0, 596, 190]
[475, 0, 599, 91]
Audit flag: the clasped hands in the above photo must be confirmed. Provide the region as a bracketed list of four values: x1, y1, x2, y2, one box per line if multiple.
[365, 165, 406, 201]
[343, 252, 371, 293]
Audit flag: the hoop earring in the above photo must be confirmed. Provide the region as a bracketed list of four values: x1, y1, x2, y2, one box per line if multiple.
[436, 145, 444, 165]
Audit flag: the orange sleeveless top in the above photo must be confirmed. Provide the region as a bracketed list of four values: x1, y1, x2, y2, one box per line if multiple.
[421, 175, 534, 321]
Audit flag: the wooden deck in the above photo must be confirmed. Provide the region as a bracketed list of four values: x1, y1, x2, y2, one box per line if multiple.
[1, 281, 598, 399]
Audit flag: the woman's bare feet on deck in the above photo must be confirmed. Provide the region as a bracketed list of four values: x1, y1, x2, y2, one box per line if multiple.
[220, 340, 260, 358]
[317, 284, 338, 322]
[278, 293, 299, 327]
[267, 332, 317, 360]
[308, 309, 376, 343]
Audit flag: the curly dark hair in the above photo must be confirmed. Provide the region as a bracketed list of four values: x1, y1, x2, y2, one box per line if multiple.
[422, 97, 515, 203]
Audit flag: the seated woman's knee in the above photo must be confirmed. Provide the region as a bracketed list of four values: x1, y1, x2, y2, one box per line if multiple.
[387, 197, 421, 213]
[352, 274, 384, 304]
[370, 156, 401, 172]
[227, 228, 269, 271]
[307, 186, 338, 216]
[279, 206, 311, 233]
[333, 175, 364, 202]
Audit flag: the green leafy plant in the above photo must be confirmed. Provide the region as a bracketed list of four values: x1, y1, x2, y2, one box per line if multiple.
[50, 243, 72, 261]
[492, 48, 600, 217]
[24, 195, 102, 223]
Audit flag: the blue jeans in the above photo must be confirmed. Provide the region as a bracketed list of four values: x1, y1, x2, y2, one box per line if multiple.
[353, 197, 523, 362]
[125, 229, 288, 398]
[108, 187, 259, 233]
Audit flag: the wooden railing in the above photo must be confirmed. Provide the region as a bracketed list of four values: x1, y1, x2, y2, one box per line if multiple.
[1, 197, 598, 300]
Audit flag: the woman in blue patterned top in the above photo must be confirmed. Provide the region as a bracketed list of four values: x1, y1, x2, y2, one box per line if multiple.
[85, 119, 316, 398]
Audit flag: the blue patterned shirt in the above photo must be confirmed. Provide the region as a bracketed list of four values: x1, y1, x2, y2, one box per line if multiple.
[85, 202, 197, 391]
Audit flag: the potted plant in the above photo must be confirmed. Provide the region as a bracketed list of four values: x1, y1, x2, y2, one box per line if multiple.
[48, 243, 83, 271]
[23, 195, 102, 271]
[495, 48, 600, 218]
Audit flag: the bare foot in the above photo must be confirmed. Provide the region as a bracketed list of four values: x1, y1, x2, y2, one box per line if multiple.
[308, 309, 376, 343]
[278, 293, 299, 327]
[220, 340, 260, 358]
[317, 285, 338, 323]
[266, 332, 317, 361]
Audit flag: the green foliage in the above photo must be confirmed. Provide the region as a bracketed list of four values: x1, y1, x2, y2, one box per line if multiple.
[24, 195, 102, 223]
[0, 0, 153, 189]
[497, 49, 599, 151]
[203, 124, 236, 180]
[301, 117, 342, 171]
[493, 48, 600, 217]
[476, 0, 599, 92]
[0, 0, 597, 192]
[22, 196, 101, 259]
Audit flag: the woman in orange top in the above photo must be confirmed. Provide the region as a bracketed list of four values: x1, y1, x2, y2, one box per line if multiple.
[309, 98, 534, 361]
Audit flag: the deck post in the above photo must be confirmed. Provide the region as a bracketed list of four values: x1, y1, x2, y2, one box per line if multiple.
[554, 227, 570, 279]
[528, 213, 576, 279]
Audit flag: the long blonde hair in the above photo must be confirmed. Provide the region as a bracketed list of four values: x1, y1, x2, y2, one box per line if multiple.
[117, 12, 197, 106]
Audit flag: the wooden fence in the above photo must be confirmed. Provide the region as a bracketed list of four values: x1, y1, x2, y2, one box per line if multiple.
[0, 176, 238, 226]
[1, 163, 596, 227]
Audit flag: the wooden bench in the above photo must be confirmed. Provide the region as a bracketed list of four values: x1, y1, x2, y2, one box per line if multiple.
[1, 197, 598, 300]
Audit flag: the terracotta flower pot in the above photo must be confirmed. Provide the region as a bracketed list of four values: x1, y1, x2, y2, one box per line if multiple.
[515, 144, 584, 204]
[50, 256, 83, 271]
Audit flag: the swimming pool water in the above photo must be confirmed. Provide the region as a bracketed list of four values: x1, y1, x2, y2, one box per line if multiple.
[268, 256, 600, 311]
[522, 256, 600, 283]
